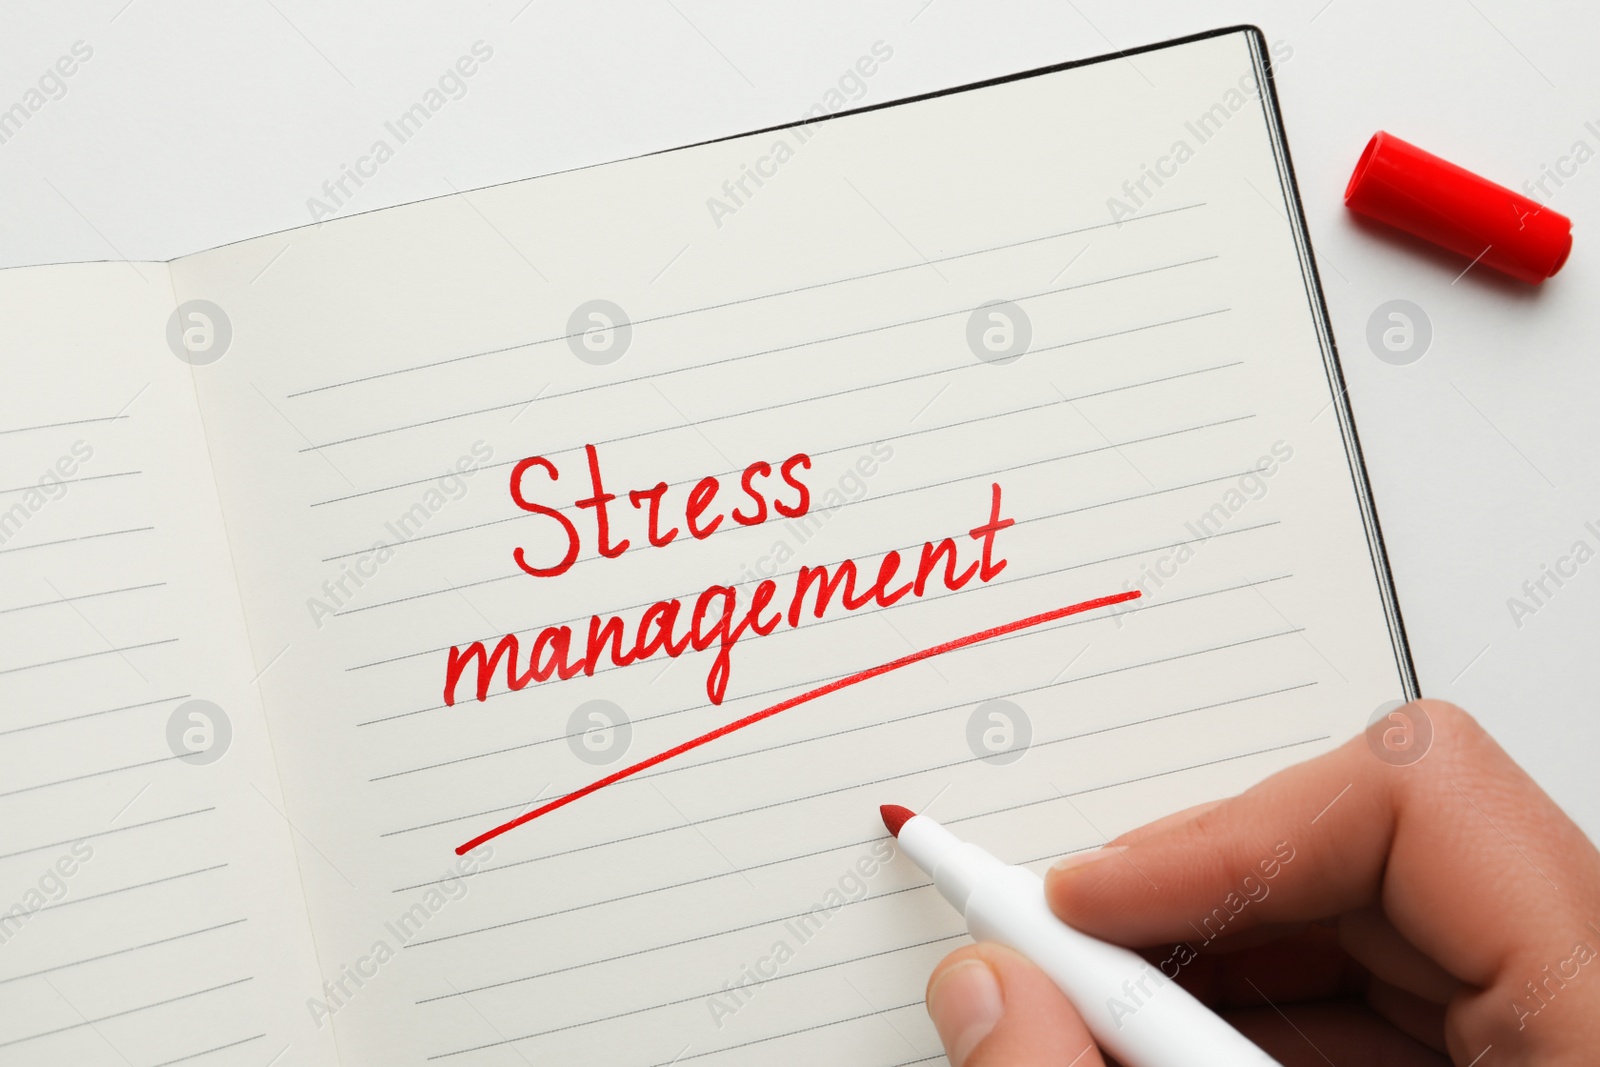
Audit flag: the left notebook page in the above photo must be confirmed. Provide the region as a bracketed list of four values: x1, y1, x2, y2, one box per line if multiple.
[0, 264, 338, 1067]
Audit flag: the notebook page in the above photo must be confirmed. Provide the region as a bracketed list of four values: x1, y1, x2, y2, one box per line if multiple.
[0, 265, 337, 1067]
[174, 29, 1410, 1065]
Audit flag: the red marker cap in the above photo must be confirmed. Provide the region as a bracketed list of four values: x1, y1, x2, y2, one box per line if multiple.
[1345, 131, 1572, 284]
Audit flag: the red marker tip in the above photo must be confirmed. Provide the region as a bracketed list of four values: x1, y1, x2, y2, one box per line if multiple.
[879, 804, 917, 837]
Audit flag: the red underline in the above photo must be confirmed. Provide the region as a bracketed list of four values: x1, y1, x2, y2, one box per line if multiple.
[455, 589, 1140, 854]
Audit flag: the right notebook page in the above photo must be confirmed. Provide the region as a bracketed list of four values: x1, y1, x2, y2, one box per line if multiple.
[173, 26, 1412, 1067]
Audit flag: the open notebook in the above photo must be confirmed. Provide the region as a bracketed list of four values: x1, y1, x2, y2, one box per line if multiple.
[0, 26, 1416, 1067]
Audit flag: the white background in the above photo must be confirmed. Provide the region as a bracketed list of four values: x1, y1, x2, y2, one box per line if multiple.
[4, 0, 1596, 837]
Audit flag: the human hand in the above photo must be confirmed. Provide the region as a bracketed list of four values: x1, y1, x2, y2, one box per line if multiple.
[924, 701, 1600, 1065]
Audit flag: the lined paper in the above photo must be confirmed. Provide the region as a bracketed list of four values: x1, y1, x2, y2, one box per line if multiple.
[168, 30, 1409, 1066]
[0, 265, 337, 1066]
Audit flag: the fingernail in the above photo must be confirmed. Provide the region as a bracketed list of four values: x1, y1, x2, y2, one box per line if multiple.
[926, 959, 1004, 1067]
[1049, 844, 1127, 875]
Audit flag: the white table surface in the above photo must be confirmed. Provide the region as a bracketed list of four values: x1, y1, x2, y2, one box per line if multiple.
[5, 0, 1596, 837]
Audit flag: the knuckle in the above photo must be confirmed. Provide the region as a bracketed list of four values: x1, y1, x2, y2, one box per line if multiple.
[1176, 801, 1236, 846]
[1402, 700, 1508, 781]
[1412, 699, 1484, 753]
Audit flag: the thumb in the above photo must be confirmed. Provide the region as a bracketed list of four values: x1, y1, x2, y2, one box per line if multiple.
[926, 942, 1105, 1067]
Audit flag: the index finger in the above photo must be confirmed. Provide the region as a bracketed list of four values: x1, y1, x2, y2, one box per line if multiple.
[1045, 702, 1600, 1039]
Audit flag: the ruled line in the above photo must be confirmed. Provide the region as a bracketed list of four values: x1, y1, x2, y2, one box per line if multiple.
[0, 470, 140, 496]
[288, 203, 1207, 398]
[938, 734, 1333, 831]
[413, 838, 928, 956]
[0, 415, 129, 437]
[149, 1033, 266, 1067]
[0, 807, 215, 863]
[422, 931, 962, 1042]
[297, 260, 1221, 452]
[422, 880, 916, 1023]
[0, 581, 166, 618]
[432, 921, 951, 1059]
[625, 1002, 927, 1067]
[0, 693, 188, 737]
[0, 750, 189, 798]
[0, 637, 180, 678]
[38, 864, 228, 913]
[629, 1001, 923, 1067]
[0, 526, 154, 556]
[0, 977, 253, 1050]
[0, 918, 247, 985]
